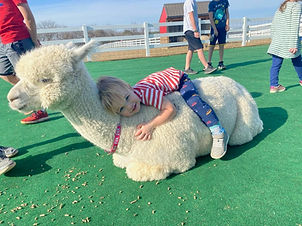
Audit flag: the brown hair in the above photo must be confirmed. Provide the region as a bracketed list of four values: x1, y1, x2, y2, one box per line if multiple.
[279, 0, 290, 12]
[97, 76, 131, 114]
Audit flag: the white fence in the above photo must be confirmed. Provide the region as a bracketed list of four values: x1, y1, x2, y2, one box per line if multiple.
[38, 17, 274, 61]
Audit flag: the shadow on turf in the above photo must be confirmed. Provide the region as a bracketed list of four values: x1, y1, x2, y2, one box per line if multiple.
[191, 106, 288, 169]
[7, 107, 287, 178]
[217, 58, 272, 70]
[6, 133, 94, 177]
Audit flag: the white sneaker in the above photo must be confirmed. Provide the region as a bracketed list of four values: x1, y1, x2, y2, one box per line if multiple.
[0, 154, 16, 175]
[210, 131, 229, 159]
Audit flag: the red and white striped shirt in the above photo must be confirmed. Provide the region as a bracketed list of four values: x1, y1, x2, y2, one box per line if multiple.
[133, 67, 184, 110]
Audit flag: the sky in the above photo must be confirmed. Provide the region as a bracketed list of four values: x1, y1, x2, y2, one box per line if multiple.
[29, 0, 282, 27]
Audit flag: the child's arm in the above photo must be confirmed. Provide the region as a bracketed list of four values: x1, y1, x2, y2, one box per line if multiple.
[135, 97, 176, 141]
[208, 12, 218, 36]
[225, 8, 230, 32]
[188, 11, 200, 38]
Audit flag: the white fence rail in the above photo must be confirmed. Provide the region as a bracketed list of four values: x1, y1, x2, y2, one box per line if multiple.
[38, 17, 274, 61]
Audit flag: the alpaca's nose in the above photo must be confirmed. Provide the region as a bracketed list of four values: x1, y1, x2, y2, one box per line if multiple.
[7, 90, 19, 103]
[8, 96, 19, 103]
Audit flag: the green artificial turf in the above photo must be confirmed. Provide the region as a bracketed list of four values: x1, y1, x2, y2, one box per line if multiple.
[1, 44, 302, 225]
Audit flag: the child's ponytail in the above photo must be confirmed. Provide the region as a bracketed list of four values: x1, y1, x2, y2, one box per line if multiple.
[279, 0, 290, 12]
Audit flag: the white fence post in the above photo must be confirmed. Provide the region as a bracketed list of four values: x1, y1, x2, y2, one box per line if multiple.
[144, 22, 150, 57]
[242, 17, 248, 46]
[82, 24, 92, 61]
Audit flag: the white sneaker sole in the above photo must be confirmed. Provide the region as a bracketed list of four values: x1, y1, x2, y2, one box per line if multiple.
[0, 161, 16, 175]
[20, 116, 49, 124]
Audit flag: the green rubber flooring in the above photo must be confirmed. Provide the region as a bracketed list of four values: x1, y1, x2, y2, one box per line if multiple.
[1, 44, 302, 225]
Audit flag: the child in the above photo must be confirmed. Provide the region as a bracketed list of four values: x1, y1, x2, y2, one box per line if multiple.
[183, 0, 217, 75]
[267, 0, 302, 93]
[97, 67, 229, 159]
[208, 0, 230, 70]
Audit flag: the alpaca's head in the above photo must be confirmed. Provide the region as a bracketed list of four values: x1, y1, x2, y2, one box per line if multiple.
[7, 41, 96, 113]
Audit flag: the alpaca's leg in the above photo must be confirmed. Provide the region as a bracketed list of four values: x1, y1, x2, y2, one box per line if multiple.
[112, 153, 128, 169]
[126, 157, 196, 182]
[126, 161, 170, 182]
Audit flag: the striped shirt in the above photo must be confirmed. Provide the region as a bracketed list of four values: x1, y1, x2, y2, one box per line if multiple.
[267, 2, 302, 59]
[133, 67, 184, 110]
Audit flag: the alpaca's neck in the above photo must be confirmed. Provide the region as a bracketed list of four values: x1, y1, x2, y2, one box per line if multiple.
[61, 72, 120, 151]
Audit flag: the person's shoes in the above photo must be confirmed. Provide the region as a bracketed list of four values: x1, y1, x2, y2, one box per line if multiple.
[0, 146, 18, 158]
[210, 131, 229, 159]
[184, 68, 198, 75]
[299, 81, 302, 86]
[204, 65, 217, 74]
[218, 61, 226, 70]
[270, 84, 286, 93]
[0, 153, 16, 175]
[20, 110, 49, 124]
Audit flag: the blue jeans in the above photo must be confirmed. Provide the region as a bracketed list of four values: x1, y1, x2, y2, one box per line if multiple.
[270, 54, 302, 86]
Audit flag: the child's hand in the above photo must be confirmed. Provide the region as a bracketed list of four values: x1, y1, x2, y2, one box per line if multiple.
[289, 48, 298, 54]
[225, 25, 230, 32]
[135, 123, 154, 141]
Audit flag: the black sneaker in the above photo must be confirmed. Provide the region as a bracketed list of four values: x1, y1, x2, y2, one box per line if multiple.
[183, 68, 198, 75]
[0, 146, 18, 158]
[218, 61, 226, 70]
[204, 65, 217, 74]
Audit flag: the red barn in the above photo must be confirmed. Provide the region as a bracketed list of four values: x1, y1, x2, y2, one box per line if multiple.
[159, 1, 210, 35]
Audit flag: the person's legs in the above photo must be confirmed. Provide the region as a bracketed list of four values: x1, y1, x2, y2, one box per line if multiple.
[184, 30, 216, 74]
[219, 44, 224, 62]
[185, 50, 193, 71]
[178, 75, 228, 159]
[291, 54, 302, 81]
[270, 55, 283, 87]
[0, 75, 19, 85]
[196, 48, 209, 68]
[1, 39, 49, 123]
[208, 45, 215, 65]
[0, 42, 20, 85]
[217, 28, 227, 70]
[208, 28, 217, 64]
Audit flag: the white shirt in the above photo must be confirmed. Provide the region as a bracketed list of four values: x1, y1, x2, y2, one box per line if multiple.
[183, 0, 199, 33]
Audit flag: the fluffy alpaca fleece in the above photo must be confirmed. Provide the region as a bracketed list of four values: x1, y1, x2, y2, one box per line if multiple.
[7, 41, 263, 181]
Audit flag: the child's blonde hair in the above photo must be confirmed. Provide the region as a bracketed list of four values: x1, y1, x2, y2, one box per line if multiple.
[97, 76, 131, 114]
[279, 0, 291, 12]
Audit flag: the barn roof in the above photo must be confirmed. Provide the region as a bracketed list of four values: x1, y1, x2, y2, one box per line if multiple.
[163, 1, 210, 19]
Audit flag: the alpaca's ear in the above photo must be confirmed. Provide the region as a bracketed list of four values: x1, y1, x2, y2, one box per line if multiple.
[72, 40, 97, 62]
[66, 42, 75, 49]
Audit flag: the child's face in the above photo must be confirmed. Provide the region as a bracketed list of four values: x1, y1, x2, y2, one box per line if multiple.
[116, 88, 141, 117]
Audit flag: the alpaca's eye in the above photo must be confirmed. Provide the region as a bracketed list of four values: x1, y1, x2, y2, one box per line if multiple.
[41, 78, 52, 83]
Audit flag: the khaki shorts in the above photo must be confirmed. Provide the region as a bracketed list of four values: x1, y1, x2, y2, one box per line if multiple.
[0, 38, 35, 76]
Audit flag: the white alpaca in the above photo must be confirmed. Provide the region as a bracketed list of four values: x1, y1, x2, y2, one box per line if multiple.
[7, 42, 263, 181]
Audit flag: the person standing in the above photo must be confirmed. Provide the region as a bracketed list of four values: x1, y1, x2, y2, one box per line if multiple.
[267, 0, 302, 93]
[208, 0, 230, 70]
[183, 0, 217, 75]
[0, 0, 49, 123]
[0, 0, 48, 174]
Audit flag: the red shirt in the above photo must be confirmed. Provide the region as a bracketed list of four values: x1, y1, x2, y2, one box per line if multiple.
[133, 67, 184, 110]
[0, 0, 30, 44]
